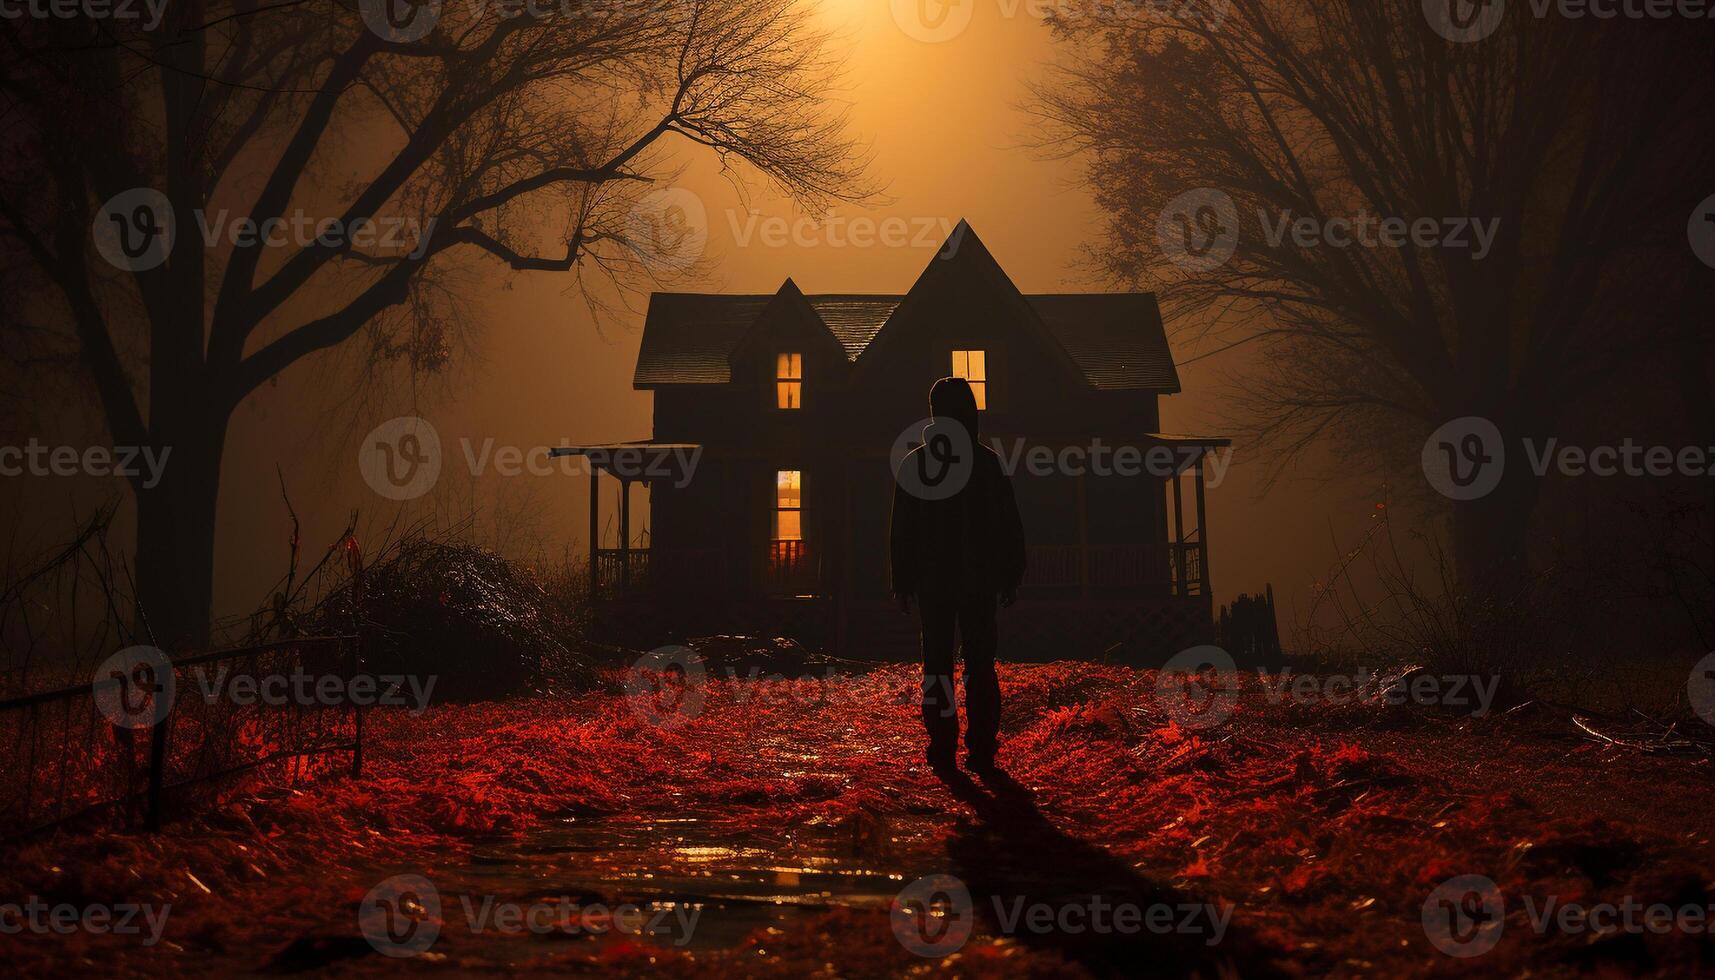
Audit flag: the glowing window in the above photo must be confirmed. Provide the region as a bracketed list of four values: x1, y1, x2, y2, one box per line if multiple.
[951, 349, 987, 410]
[776, 353, 802, 409]
[773, 470, 802, 540]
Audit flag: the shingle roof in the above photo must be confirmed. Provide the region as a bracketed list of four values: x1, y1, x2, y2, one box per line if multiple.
[806, 296, 901, 359]
[632, 223, 1181, 392]
[634, 291, 1179, 391]
[1026, 294, 1179, 391]
[633, 294, 772, 385]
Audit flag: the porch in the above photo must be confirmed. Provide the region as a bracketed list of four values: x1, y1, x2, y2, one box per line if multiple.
[557, 433, 1224, 609]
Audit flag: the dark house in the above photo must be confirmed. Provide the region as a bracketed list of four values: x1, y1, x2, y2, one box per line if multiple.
[564, 221, 1229, 660]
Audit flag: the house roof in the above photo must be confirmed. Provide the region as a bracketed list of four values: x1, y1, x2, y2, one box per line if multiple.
[806, 296, 901, 358]
[632, 222, 1181, 392]
[1027, 294, 1179, 391]
[634, 294, 772, 385]
[547, 441, 702, 481]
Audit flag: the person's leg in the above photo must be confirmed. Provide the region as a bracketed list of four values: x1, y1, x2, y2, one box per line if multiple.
[917, 593, 960, 766]
[958, 592, 1000, 766]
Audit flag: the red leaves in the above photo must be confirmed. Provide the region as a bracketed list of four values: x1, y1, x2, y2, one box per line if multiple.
[13, 660, 1715, 976]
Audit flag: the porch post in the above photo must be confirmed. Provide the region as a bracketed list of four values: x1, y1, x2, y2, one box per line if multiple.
[1075, 472, 1090, 597]
[1194, 453, 1210, 602]
[1171, 464, 1187, 596]
[619, 478, 632, 592]
[588, 467, 600, 596]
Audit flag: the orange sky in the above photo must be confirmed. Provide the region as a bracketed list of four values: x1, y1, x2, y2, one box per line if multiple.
[8, 0, 1406, 638]
[222, 0, 1397, 630]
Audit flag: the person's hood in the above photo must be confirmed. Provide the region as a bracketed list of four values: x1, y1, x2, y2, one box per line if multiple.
[928, 376, 980, 440]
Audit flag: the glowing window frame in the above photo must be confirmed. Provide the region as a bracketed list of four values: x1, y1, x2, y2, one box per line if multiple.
[773, 469, 802, 541]
[776, 352, 803, 410]
[951, 349, 988, 410]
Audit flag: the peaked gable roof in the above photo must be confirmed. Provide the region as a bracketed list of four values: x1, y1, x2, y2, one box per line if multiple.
[632, 221, 1181, 392]
[727, 278, 849, 370]
[846, 219, 1087, 388]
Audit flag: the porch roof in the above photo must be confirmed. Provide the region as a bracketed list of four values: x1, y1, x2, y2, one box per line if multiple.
[974, 432, 1231, 451]
[1139, 433, 1232, 448]
[547, 441, 702, 483]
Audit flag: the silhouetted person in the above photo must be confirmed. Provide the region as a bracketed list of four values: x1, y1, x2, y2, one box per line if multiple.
[890, 377, 1026, 773]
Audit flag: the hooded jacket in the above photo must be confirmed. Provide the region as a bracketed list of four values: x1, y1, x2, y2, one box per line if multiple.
[889, 378, 1027, 597]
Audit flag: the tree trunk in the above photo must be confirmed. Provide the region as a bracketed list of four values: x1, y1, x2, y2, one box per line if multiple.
[1450, 445, 1538, 601]
[1674, 268, 1715, 514]
[133, 417, 226, 651]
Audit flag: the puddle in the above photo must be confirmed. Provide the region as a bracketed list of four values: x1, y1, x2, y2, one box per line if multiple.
[405, 811, 943, 959]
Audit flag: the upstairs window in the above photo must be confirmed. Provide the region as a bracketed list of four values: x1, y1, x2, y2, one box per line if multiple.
[773, 470, 802, 540]
[776, 353, 803, 409]
[951, 349, 987, 410]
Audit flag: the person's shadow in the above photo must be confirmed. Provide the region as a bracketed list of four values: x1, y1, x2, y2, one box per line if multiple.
[937, 768, 1281, 978]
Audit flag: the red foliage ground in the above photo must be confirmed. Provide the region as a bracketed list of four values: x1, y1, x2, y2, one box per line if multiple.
[3, 661, 1713, 977]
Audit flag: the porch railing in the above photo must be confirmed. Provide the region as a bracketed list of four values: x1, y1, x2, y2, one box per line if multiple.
[593, 548, 658, 592]
[594, 537, 1205, 599]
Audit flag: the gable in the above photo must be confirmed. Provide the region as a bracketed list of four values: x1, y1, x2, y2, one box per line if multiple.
[847, 220, 1086, 389]
[726, 280, 848, 380]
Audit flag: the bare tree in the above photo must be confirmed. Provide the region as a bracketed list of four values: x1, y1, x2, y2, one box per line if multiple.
[1034, 0, 1715, 590]
[0, 0, 868, 645]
